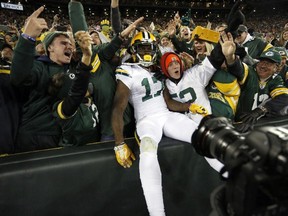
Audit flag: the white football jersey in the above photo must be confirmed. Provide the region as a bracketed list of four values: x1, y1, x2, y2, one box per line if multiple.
[165, 58, 216, 124]
[115, 64, 169, 121]
[116, 63, 224, 173]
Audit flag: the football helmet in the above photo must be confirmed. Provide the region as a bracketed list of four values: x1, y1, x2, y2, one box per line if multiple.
[130, 31, 158, 67]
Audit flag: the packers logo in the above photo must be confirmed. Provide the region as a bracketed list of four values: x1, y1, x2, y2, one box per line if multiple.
[69, 73, 75, 79]
[265, 51, 274, 57]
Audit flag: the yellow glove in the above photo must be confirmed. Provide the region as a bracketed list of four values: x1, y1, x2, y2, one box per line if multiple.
[114, 143, 136, 168]
[189, 103, 209, 117]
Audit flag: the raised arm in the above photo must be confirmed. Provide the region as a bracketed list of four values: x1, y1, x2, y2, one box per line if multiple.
[59, 31, 93, 117]
[11, 6, 48, 86]
[110, 0, 122, 34]
[98, 17, 144, 61]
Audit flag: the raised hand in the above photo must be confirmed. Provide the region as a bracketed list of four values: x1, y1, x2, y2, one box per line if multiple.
[219, 31, 236, 64]
[23, 6, 48, 38]
[219, 32, 236, 57]
[167, 19, 177, 37]
[75, 31, 93, 65]
[174, 11, 181, 24]
[111, 0, 119, 8]
[120, 16, 144, 39]
[179, 52, 194, 69]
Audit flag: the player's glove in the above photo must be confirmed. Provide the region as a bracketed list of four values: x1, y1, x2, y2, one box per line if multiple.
[234, 107, 267, 133]
[114, 143, 136, 168]
[189, 103, 209, 117]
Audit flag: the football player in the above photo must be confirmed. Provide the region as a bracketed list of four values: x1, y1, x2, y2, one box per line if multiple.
[112, 30, 237, 216]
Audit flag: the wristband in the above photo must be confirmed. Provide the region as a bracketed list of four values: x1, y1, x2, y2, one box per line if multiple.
[114, 142, 125, 151]
[21, 33, 36, 43]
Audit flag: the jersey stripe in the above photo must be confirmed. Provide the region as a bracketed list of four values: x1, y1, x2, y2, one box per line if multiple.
[270, 87, 288, 98]
[239, 63, 249, 85]
[214, 79, 240, 96]
[90, 54, 101, 73]
[224, 95, 239, 114]
[0, 69, 10, 74]
[115, 68, 131, 77]
[57, 101, 68, 119]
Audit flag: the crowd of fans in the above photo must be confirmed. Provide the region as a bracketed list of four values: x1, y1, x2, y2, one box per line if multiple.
[0, 0, 287, 152]
[1, 1, 288, 215]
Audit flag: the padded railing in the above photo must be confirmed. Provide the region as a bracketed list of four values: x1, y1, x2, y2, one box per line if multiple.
[1, 116, 287, 216]
[0, 137, 221, 216]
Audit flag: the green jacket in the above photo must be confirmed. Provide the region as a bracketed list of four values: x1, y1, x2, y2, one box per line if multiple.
[11, 37, 75, 147]
[69, 1, 134, 139]
[235, 64, 288, 119]
[242, 36, 273, 59]
[206, 69, 240, 119]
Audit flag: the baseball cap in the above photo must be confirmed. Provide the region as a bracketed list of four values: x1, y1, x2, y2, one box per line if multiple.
[258, 49, 281, 64]
[42, 31, 70, 55]
[274, 47, 288, 59]
[160, 52, 183, 78]
[237, 25, 248, 33]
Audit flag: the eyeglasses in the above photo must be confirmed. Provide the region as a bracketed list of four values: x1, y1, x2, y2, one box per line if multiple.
[237, 31, 244, 37]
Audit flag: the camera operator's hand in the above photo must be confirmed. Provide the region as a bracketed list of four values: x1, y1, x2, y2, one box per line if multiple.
[239, 107, 267, 124]
[234, 107, 267, 133]
[233, 121, 252, 133]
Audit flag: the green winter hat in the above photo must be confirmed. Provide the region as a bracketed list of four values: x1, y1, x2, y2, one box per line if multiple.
[258, 49, 281, 64]
[42, 31, 70, 55]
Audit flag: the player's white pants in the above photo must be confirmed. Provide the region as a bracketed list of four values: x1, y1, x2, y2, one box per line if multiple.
[137, 111, 197, 216]
[136, 111, 224, 216]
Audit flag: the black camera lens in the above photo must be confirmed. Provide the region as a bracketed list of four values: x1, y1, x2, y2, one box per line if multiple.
[192, 116, 244, 163]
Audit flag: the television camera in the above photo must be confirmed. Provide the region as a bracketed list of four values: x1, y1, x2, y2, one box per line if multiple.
[192, 116, 288, 216]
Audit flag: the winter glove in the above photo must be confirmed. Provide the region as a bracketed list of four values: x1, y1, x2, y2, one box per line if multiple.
[114, 143, 135, 168]
[225, 0, 245, 39]
[234, 107, 267, 133]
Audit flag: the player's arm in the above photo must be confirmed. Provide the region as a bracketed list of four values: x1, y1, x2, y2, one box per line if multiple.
[163, 86, 209, 116]
[112, 80, 129, 145]
[112, 80, 135, 168]
[163, 87, 190, 112]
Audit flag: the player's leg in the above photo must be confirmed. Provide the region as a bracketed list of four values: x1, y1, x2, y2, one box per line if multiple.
[163, 112, 224, 173]
[163, 112, 198, 143]
[136, 117, 165, 216]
